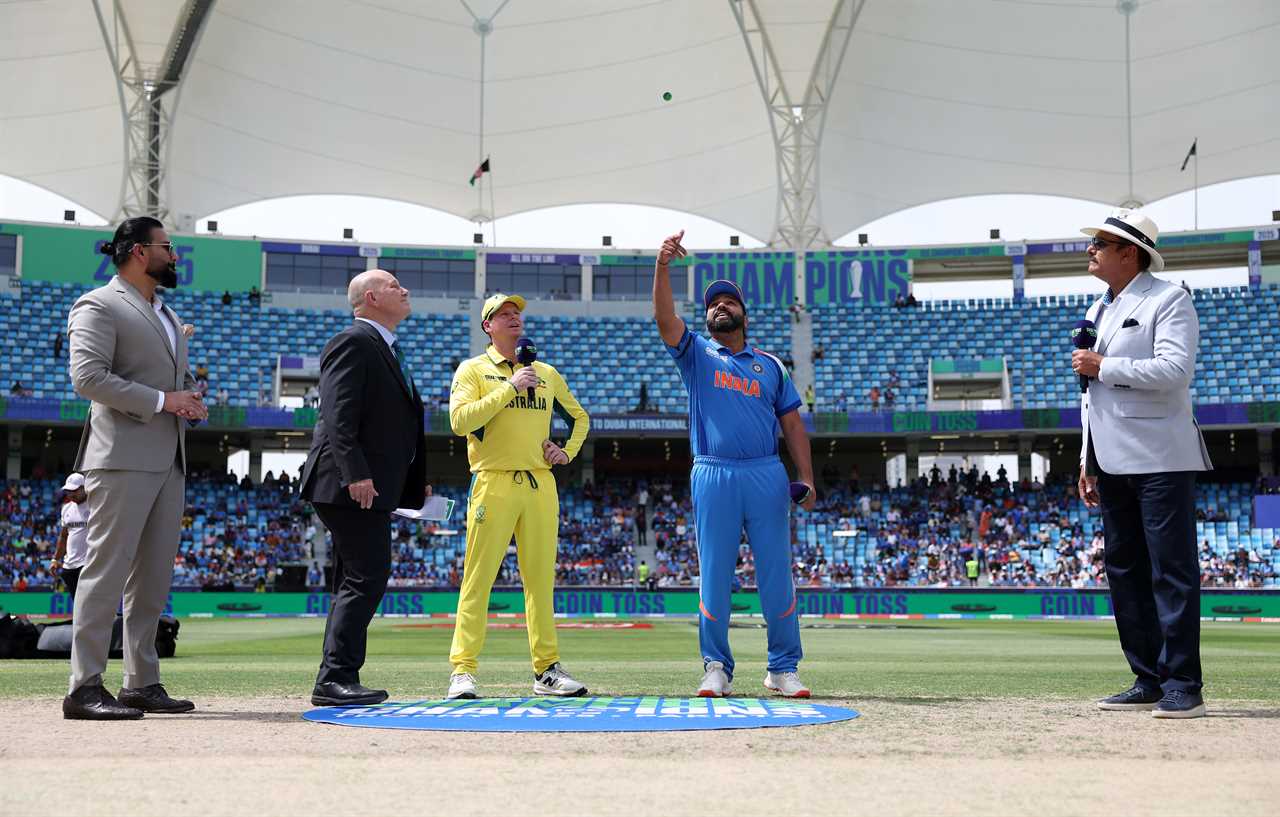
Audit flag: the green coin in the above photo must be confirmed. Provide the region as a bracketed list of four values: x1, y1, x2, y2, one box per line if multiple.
[662, 91, 672, 102]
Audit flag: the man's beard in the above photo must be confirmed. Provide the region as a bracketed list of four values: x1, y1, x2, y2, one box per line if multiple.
[706, 310, 744, 334]
[147, 261, 178, 289]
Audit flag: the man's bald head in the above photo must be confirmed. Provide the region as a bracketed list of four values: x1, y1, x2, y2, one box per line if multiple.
[348, 269, 392, 309]
[348, 269, 411, 328]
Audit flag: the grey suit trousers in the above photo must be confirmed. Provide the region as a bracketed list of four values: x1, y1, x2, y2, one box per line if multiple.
[69, 462, 184, 693]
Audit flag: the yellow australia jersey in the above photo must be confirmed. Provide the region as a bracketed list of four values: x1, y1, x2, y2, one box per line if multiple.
[449, 345, 590, 473]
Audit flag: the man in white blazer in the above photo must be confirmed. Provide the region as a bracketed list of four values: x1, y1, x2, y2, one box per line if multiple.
[1072, 208, 1212, 719]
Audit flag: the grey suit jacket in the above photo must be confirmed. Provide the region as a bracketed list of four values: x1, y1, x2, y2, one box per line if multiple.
[67, 275, 195, 472]
[1079, 271, 1212, 475]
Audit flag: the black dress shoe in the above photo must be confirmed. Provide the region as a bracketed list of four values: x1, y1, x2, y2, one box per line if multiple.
[63, 684, 143, 721]
[118, 683, 196, 714]
[311, 681, 389, 706]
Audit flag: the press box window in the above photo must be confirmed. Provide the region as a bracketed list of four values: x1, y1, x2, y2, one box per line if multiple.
[0, 234, 16, 277]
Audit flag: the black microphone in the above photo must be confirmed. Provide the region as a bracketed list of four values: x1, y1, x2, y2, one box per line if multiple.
[515, 336, 538, 401]
[1071, 319, 1097, 393]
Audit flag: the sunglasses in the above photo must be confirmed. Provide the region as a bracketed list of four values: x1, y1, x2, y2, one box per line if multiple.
[137, 242, 177, 254]
[1088, 237, 1130, 251]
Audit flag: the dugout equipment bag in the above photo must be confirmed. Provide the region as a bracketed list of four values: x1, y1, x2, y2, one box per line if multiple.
[24, 615, 181, 659]
[0, 614, 41, 659]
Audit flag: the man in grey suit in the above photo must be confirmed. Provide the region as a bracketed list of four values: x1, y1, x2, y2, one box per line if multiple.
[63, 216, 208, 720]
[1072, 208, 1212, 719]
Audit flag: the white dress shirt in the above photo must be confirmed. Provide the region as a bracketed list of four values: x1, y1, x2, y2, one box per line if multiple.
[152, 297, 179, 413]
[356, 317, 397, 350]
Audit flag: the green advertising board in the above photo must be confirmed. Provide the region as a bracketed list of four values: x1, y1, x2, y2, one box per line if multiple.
[2, 222, 262, 292]
[379, 246, 476, 260]
[932, 358, 1004, 375]
[4, 589, 1277, 620]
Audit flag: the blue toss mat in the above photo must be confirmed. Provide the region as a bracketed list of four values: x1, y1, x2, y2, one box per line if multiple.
[303, 696, 860, 732]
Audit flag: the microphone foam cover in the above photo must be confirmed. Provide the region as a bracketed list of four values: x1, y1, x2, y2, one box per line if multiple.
[1071, 319, 1097, 350]
[516, 336, 538, 365]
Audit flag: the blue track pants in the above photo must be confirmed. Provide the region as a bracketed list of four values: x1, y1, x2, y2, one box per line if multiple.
[691, 454, 802, 679]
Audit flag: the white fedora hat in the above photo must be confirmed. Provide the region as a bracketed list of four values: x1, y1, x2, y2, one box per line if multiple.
[1081, 208, 1164, 272]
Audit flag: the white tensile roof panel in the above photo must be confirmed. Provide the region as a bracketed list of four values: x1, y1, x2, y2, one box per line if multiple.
[2, 0, 1277, 242]
[819, 0, 1280, 238]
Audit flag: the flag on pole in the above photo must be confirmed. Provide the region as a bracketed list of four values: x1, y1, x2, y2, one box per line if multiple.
[1179, 139, 1197, 172]
[469, 157, 490, 186]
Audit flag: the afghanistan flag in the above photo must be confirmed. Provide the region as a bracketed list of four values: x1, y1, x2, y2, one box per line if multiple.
[469, 157, 490, 186]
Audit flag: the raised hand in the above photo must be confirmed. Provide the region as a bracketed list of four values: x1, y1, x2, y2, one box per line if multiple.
[658, 229, 687, 266]
[509, 366, 539, 393]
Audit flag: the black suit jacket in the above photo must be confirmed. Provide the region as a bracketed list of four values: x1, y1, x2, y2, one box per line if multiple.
[300, 320, 427, 512]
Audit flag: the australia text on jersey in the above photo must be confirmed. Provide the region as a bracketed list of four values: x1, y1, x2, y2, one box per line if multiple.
[507, 380, 549, 411]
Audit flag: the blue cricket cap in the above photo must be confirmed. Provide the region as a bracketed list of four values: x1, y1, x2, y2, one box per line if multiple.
[703, 279, 746, 312]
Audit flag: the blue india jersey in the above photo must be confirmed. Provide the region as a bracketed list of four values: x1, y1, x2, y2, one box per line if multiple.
[666, 324, 802, 459]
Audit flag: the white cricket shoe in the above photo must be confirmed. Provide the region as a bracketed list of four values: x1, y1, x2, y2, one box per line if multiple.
[764, 670, 811, 698]
[697, 661, 732, 698]
[447, 672, 478, 700]
[533, 663, 588, 697]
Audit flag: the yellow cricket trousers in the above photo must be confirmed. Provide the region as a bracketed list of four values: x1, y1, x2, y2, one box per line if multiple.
[449, 468, 560, 675]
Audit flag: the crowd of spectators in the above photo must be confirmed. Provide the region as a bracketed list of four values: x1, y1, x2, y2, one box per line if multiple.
[648, 480, 700, 587]
[1200, 541, 1278, 588]
[171, 471, 314, 590]
[0, 473, 316, 593]
[2, 469, 1273, 592]
[0, 479, 56, 591]
[390, 479, 645, 588]
[771, 467, 1104, 589]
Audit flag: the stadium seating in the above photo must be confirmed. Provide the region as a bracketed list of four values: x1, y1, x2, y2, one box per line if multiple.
[7, 281, 790, 416]
[11, 281, 1272, 415]
[8, 282, 469, 410]
[810, 287, 1280, 411]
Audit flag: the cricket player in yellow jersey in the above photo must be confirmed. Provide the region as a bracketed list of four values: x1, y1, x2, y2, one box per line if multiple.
[446, 293, 590, 699]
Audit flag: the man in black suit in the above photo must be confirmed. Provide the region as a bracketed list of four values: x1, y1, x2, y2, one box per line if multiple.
[300, 269, 428, 706]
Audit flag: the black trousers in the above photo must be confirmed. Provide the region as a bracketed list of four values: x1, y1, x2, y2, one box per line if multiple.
[1096, 470, 1202, 694]
[312, 502, 392, 685]
[63, 567, 82, 604]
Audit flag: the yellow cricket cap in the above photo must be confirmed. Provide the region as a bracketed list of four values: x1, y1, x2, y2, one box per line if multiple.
[481, 293, 527, 323]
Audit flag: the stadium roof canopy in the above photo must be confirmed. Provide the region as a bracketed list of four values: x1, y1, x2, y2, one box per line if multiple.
[2, 0, 1277, 244]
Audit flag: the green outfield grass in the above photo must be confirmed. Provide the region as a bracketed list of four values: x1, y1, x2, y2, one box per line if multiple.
[2, 619, 1277, 702]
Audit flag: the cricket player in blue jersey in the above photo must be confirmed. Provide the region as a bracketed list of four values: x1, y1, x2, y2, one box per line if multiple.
[652, 229, 817, 698]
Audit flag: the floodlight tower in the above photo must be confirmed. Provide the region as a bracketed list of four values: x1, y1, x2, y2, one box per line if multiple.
[92, 0, 216, 224]
[1117, 0, 1143, 209]
[730, 0, 866, 249]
